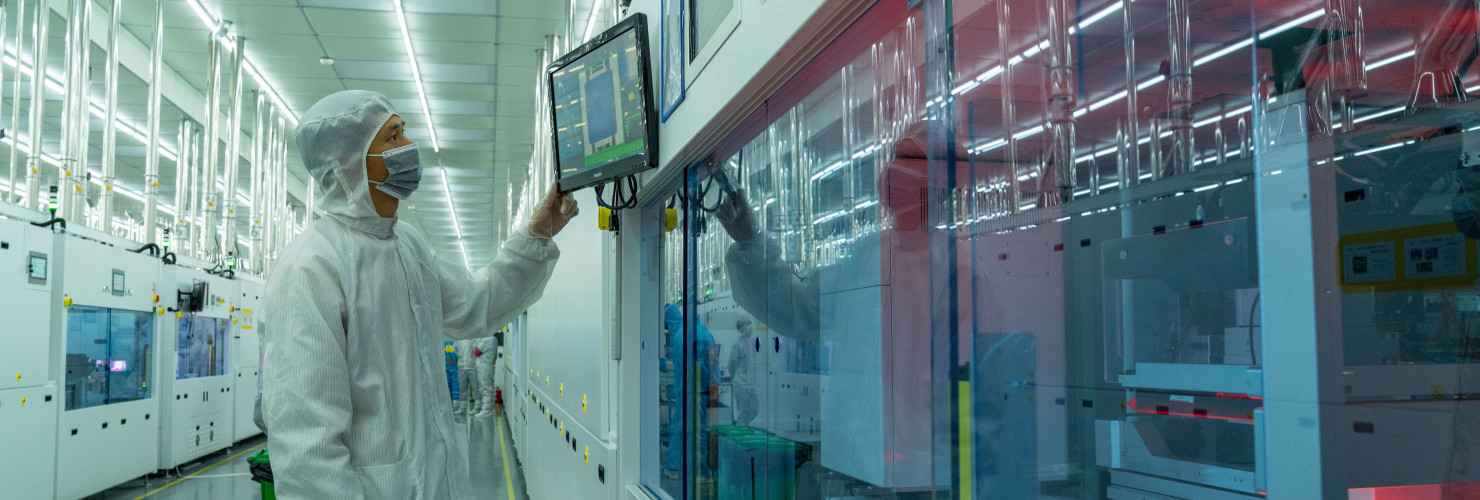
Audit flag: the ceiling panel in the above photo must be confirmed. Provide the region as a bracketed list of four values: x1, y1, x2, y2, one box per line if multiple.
[415, 40, 498, 66]
[244, 35, 328, 59]
[320, 37, 406, 61]
[212, 5, 315, 36]
[501, 1, 567, 21]
[303, 8, 401, 38]
[333, 60, 413, 81]
[406, 13, 498, 43]
[425, 82, 499, 101]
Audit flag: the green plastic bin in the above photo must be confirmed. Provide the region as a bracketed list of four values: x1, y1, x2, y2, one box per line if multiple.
[717, 432, 808, 500]
[248, 449, 275, 500]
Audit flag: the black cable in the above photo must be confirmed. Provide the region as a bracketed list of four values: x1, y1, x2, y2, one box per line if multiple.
[31, 217, 65, 231]
[131, 243, 161, 257]
[1248, 293, 1261, 366]
[162, 252, 177, 265]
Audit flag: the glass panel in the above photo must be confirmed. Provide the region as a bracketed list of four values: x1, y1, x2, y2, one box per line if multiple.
[683, 4, 931, 498]
[177, 314, 228, 379]
[65, 306, 153, 410]
[650, 197, 688, 500]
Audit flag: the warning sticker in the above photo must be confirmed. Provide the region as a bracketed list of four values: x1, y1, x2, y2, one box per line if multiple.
[1405, 233, 1467, 279]
[1343, 241, 1397, 283]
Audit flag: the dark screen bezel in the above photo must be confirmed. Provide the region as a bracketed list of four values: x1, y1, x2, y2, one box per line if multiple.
[545, 13, 659, 194]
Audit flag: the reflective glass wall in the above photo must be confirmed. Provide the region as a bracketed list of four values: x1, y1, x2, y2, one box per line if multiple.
[649, 0, 1480, 497]
[176, 315, 228, 379]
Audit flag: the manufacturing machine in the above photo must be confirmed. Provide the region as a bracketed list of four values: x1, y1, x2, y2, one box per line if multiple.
[232, 275, 264, 442]
[156, 260, 238, 470]
[0, 216, 59, 498]
[52, 229, 163, 499]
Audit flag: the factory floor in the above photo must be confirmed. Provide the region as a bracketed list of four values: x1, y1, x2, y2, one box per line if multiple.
[88, 412, 530, 500]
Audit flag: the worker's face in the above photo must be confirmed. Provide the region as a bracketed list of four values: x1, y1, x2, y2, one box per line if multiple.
[366, 115, 413, 184]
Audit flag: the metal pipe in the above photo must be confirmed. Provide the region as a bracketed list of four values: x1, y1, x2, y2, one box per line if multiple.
[172, 118, 190, 253]
[56, 0, 80, 218]
[6, 0, 23, 204]
[75, 0, 90, 223]
[249, 92, 264, 272]
[99, 0, 120, 233]
[1166, 0, 1194, 176]
[1045, 0, 1078, 203]
[999, 0, 1019, 211]
[222, 35, 245, 265]
[143, 0, 164, 245]
[22, 0, 45, 211]
[199, 24, 223, 260]
[1121, 0, 1139, 186]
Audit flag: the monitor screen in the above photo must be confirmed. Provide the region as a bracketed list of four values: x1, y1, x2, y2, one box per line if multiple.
[547, 14, 658, 193]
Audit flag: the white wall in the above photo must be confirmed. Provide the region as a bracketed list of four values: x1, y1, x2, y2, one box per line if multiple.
[513, 188, 621, 498]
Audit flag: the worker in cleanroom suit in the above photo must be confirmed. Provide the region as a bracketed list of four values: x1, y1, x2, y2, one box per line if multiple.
[444, 343, 460, 408]
[453, 339, 477, 415]
[472, 333, 499, 418]
[726, 317, 758, 426]
[261, 90, 577, 500]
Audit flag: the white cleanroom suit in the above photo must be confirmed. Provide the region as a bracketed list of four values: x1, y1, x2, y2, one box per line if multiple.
[472, 335, 498, 417]
[454, 339, 477, 413]
[261, 90, 561, 500]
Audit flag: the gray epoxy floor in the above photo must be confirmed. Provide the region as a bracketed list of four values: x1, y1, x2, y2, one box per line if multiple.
[89, 413, 530, 500]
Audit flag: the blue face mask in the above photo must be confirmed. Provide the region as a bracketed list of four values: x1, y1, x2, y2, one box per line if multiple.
[367, 142, 422, 200]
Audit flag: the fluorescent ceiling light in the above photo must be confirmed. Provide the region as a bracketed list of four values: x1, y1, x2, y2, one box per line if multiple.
[439, 166, 469, 271]
[1368, 50, 1415, 71]
[393, 0, 441, 153]
[583, 0, 603, 43]
[1259, 9, 1326, 40]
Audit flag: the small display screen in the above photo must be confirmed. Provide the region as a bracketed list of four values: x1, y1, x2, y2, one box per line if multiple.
[110, 360, 127, 372]
[546, 15, 657, 193]
[29, 255, 46, 280]
[111, 272, 125, 293]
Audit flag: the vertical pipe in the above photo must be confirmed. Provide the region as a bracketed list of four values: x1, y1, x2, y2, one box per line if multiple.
[98, 0, 120, 233]
[222, 35, 245, 265]
[74, 0, 88, 222]
[1045, 0, 1078, 203]
[1165, 0, 1194, 176]
[172, 119, 190, 253]
[199, 25, 223, 260]
[998, 0, 1018, 211]
[6, 0, 23, 204]
[22, 0, 45, 211]
[143, 0, 164, 245]
[55, 0, 78, 218]
[1121, 0, 1139, 186]
[249, 93, 264, 272]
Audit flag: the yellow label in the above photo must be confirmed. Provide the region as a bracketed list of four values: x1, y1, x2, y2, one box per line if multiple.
[158, 308, 166, 315]
[19, 396, 25, 406]
[559, 383, 564, 396]
[585, 446, 589, 465]
[582, 395, 588, 413]
[1433, 384, 1447, 401]
[232, 318, 238, 324]
[63, 297, 73, 307]
[242, 325, 253, 330]
[177, 312, 184, 319]
[15, 372, 20, 382]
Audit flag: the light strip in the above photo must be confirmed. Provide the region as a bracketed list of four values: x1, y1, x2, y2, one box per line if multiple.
[1367, 50, 1415, 71]
[955, 4, 1121, 94]
[1258, 9, 1326, 40]
[392, 0, 441, 153]
[185, 0, 298, 125]
[583, 0, 603, 43]
[2, 54, 178, 162]
[440, 166, 470, 270]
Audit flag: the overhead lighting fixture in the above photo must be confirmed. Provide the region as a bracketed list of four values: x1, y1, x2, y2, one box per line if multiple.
[392, 0, 441, 153]
[584, 0, 603, 43]
[440, 166, 470, 271]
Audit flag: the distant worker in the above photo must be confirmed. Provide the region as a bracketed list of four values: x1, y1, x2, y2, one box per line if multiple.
[444, 342, 460, 408]
[727, 318, 758, 426]
[454, 339, 478, 416]
[472, 333, 498, 418]
[664, 302, 717, 478]
[261, 90, 578, 500]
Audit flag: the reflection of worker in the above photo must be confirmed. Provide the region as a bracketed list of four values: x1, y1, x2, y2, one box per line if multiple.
[727, 318, 759, 425]
[472, 334, 498, 418]
[261, 90, 577, 500]
[714, 189, 821, 341]
[664, 303, 717, 477]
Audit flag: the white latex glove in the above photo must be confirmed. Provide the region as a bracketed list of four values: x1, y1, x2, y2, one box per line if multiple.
[528, 183, 579, 238]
